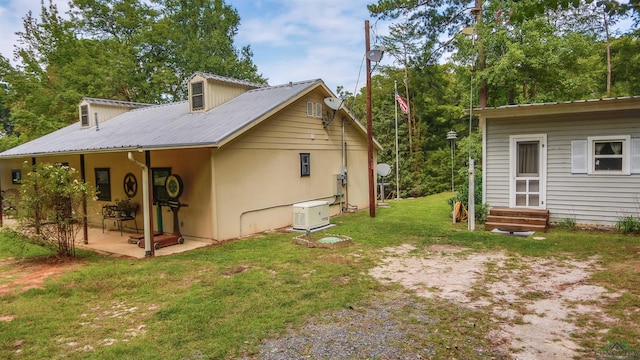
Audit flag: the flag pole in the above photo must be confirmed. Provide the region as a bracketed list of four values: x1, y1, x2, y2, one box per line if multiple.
[394, 81, 400, 200]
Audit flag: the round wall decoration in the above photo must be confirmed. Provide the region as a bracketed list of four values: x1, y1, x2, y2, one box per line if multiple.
[123, 172, 138, 198]
[165, 174, 184, 200]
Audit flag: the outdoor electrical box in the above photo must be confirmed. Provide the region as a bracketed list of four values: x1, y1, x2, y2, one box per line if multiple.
[334, 173, 345, 196]
[293, 200, 330, 231]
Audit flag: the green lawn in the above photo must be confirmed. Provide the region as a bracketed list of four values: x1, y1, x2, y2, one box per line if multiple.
[0, 193, 638, 359]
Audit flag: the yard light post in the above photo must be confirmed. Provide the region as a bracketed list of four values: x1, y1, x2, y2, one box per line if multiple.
[447, 130, 457, 192]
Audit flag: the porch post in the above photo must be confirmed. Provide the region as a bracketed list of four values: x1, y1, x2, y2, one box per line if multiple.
[128, 151, 154, 257]
[145, 151, 154, 257]
[0, 177, 3, 227]
[80, 154, 88, 244]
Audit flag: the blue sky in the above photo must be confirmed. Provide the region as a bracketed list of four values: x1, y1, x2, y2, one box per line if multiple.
[0, 0, 391, 94]
[1, 1, 633, 95]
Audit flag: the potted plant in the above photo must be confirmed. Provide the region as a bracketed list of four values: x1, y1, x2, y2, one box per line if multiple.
[115, 198, 132, 217]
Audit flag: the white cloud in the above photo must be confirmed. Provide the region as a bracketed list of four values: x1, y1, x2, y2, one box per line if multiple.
[0, 0, 71, 62]
[235, 0, 390, 93]
[0, 0, 390, 94]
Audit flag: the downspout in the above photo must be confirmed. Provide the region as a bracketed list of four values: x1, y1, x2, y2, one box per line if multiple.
[344, 141, 349, 209]
[128, 152, 153, 257]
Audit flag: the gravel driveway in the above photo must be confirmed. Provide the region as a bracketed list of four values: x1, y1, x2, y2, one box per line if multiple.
[241, 244, 617, 360]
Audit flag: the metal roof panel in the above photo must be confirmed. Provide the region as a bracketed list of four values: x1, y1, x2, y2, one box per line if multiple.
[0, 79, 323, 158]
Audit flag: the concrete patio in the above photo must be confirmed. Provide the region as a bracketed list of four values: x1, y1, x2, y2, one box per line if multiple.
[1, 217, 215, 259]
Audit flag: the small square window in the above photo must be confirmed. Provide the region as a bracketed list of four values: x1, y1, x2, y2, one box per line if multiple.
[300, 153, 310, 176]
[191, 82, 204, 111]
[95, 168, 111, 201]
[11, 169, 21, 184]
[306, 102, 314, 117]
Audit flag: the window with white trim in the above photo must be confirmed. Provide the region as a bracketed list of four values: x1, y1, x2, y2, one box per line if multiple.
[315, 103, 323, 118]
[588, 135, 630, 174]
[306, 102, 314, 117]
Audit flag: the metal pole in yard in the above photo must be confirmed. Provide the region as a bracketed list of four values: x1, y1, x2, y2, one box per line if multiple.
[365, 20, 376, 217]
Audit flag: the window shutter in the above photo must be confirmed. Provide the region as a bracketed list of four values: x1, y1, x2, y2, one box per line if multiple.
[631, 138, 640, 174]
[571, 140, 587, 174]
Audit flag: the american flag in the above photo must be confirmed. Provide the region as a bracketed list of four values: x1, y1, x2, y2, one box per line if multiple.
[395, 93, 409, 114]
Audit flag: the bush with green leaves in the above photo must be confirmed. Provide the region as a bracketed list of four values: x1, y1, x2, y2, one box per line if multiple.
[17, 162, 94, 257]
[615, 215, 640, 234]
[447, 171, 489, 224]
[555, 218, 576, 230]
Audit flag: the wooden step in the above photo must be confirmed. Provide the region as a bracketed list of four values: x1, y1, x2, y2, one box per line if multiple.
[486, 207, 549, 232]
[486, 215, 547, 226]
[485, 222, 547, 232]
[488, 207, 549, 219]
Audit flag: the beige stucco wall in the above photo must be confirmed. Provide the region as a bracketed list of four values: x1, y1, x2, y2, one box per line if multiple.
[0, 88, 374, 242]
[211, 88, 372, 240]
[143, 148, 213, 240]
[0, 149, 214, 241]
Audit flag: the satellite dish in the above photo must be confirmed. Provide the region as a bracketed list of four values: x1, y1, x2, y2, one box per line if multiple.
[376, 163, 392, 177]
[366, 49, 384, 62]
[324, 97, 343, 111]
[461, 27, 475, 35]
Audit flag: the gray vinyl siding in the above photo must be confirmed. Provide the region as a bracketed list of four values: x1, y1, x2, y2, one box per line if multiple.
[484, 124, 510, 208]
[485, 109, 640, 227]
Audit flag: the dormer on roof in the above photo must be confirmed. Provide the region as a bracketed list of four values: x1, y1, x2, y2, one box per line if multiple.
[188, 72, 267, 113]
[79, 98, 151, 128]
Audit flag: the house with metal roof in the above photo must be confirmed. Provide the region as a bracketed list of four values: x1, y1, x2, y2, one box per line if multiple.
[0, 72, 380, 253]
[476, 96, 640, 230]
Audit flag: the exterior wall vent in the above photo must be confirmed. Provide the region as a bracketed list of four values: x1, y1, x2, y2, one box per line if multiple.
[292, 200, 330, 230]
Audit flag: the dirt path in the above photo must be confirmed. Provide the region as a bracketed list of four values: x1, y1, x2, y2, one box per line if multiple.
[0, 257, 80, 297]
[369, 244, 619, 359]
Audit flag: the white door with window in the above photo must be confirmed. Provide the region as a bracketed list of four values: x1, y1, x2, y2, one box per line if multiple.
[510, 134, 547, 209]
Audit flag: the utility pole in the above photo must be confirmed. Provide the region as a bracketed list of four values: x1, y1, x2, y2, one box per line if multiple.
[365, 20, 376, 218]
[402, 47, 412, 156]
[473, 0, 487, 108]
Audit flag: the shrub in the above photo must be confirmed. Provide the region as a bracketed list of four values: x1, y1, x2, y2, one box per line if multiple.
[448, 172, 488, 224]
[555, 218, 576, 230]
[615, 215, 640, 234]
[17, 162, 95, 257]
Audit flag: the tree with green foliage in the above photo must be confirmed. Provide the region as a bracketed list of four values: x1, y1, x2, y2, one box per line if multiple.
[610, 33, 640, 95]
[18, 162, 94, 257]
[362, 0, 639, 199]
[68, 0, 266, 102]
[0, 56, 14, 143]
[368, 0, 638, 105]
[1, 0, 266, 149]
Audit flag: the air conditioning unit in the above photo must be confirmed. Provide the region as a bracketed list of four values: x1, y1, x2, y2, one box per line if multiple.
[293, 200, 330, 230]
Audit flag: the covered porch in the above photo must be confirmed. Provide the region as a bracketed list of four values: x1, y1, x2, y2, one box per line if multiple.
[1, 218, 214, 259]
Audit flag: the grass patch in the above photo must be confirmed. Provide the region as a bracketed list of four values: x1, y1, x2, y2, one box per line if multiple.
[0, 193, 638, 358]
